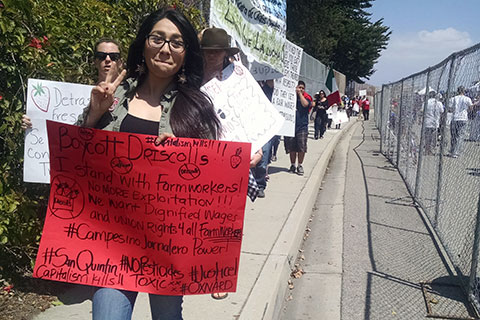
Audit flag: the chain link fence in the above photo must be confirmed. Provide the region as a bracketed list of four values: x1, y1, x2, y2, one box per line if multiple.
[375, 42, 480, 314]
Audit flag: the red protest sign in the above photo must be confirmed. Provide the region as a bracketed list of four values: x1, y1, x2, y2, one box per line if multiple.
[33, 121, 251, 295]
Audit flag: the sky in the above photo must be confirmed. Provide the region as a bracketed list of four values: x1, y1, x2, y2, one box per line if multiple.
[366, 0, 479, 86]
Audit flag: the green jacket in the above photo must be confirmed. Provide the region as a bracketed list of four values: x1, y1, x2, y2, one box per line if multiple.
[76, 78, 177, 135]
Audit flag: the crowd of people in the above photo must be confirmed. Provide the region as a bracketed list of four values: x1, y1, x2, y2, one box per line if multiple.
[387, 85, 479, 159]
[252, 85, 372, 199]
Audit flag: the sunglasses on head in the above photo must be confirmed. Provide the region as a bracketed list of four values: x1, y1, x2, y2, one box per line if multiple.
[94, 52, 121, 61]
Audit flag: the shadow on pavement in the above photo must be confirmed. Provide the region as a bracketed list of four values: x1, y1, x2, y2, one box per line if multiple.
[355, 122, 476, 320]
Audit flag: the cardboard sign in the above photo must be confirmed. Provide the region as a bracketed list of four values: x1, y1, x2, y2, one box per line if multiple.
[210, 0, 286, 73]
[24, 79, 93, 183]
[272, 40, 303, 137]
[33, 121, 251, 295]
[202, 62, 284, 155]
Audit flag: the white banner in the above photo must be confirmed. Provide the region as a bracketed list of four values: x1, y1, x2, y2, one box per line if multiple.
[330, 107, 349, 126]
[24, 79, 93, 183]
[271, 40, 303, 137]
[201, 62, 284, 155]
[210, 0, 286, 73]
[359, 89, 367, 97]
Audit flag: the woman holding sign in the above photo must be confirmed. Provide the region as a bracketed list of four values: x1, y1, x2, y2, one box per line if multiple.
[77, 8, 221, 320]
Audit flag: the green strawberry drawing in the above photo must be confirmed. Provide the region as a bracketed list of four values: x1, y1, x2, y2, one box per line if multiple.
[31, 82, 50, 112]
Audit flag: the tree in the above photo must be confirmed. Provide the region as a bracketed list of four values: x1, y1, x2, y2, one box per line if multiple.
[287, 0, 390, 83]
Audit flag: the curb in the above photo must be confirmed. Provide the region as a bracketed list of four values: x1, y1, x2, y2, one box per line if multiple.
[239, 119, 358, 320]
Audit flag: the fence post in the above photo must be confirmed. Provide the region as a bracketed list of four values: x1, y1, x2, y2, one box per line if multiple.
[414, 69, 431, 199]
[379, 86, 385, 154]
[396, 80, 405, 166]
[469, 193, 480, 315]
[434, 54, 456, 226]
[404, 77, 416, 189]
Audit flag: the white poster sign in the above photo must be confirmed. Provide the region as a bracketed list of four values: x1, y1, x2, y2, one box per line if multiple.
[330, 106, 349, 126]
[210, 0, 286, 73]
[202, 62, 284, 155]
[359, 89, 367, 97]
[272, 40, 303, 137]
[24, 79, 93, 183]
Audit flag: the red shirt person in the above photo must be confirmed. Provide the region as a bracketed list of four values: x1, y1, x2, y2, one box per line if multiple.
[362, 98, 370, 120]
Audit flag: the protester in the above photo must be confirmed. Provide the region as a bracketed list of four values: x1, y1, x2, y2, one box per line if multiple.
[342, 95, 349, 109]
[284, 80, 312, 175]
[270, 135, 280, 161]
[448, 86, 473, 158]
[334, 103, 342, 129]
[424, 91, 444, 155]
[21, 38, 123, 129]
[199, 26, 262, 300]
[93, 38, 123, 84]
[76, 8, 222, 319]
[352, 96, 360, 116]
[311, 90, 329, 139]
[345, 97, 352, 118]
[327, 107, 333, 129]
[200, 27, 239, 84]
[254, 80, 276, 197]
[468, 95, 480, 141]
[362, 97, 370, 120]
[199, 26, 262, 171]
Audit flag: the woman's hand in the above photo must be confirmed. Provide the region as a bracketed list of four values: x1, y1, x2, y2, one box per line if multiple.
[85, 68, 127, 127]
[155, 132, 176, 145]
[21, 115, 32, 130]
[250, 149, 263, 168]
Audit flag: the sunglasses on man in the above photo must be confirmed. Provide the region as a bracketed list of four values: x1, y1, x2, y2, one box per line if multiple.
[94, 52, 121, 61]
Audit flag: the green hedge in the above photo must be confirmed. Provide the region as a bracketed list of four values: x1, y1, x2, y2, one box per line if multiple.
[0, 0, 205, 281]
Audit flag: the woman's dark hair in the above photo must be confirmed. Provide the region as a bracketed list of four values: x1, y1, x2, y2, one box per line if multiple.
[319, 90, 326, 96]
[126, 8, 221, 139]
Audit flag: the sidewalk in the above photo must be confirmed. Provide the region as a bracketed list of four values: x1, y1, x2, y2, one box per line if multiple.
[341, 121, 473, 319]
[279, 120, 474, 320]
[33, 119, 356, 320]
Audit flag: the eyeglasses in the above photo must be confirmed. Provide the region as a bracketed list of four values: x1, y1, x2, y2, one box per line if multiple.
[94, 52, 121, 61]
[146, 34, 186, 53]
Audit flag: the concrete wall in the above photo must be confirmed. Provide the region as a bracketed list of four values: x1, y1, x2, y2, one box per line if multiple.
[298, 52, 346, 96]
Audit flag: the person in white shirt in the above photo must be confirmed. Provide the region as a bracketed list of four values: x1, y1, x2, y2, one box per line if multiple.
[424, 91, 444, 155]
[468, 96, 480, 141]
[448, 86, 472, 158]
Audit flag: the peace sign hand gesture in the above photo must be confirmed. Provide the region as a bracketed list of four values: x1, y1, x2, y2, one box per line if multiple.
[85, 68, 127, 127]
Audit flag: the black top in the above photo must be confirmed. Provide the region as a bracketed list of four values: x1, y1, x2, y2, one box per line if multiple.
[315, 99, 329, 115]
[120, 113, 159, 135]
[262, 84, 274, 102]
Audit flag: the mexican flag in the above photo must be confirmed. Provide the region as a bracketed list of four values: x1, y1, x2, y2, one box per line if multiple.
[326, 68, 342, 107]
